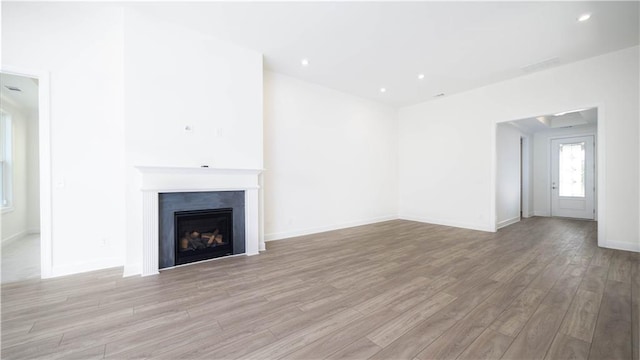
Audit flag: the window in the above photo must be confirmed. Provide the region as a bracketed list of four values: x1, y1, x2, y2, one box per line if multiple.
[0, 110, 12, 210]
[558, 142, 586, 198]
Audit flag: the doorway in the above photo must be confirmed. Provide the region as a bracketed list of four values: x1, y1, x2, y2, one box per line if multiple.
[1, 67, 52, 280]
[0, 72, 41, 282]
[496, 107, 598, 229]
[550, 136, 595, 219]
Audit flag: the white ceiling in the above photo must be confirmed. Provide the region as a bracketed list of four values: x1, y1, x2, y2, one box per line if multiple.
[0, 73, 39, 110]
[131, 1, 639, 107]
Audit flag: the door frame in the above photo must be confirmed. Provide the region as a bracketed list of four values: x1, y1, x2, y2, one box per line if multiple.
[520, 135, 531, 218]
[1, 66, 53, 279]
[492, 104, 605, 249]
[549, 135, 596, 219]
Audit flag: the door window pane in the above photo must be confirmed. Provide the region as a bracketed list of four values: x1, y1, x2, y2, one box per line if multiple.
[559, 142, 586, 197]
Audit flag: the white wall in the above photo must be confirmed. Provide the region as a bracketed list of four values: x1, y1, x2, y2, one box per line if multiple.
[122, 9, 264, 275]
[0, 100, 28, 242]
[532, 124, 597, 217]
[496, 123, 526, 228]
[123, 10, 263, 170]
[3, 3, 127, 276]
[264, 72, 398, 240]
[398, 97, 495, 231]
[399, 46, 639, 251]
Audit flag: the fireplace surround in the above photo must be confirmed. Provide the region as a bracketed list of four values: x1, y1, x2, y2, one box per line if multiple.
[135, 166, 263, 276]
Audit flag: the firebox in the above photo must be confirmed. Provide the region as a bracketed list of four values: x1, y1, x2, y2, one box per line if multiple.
[174, 208, 233, 266]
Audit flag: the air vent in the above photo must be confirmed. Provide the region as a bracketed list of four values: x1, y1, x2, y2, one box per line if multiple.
[521, 57, 560, 73]
[4, 85, 22, 92]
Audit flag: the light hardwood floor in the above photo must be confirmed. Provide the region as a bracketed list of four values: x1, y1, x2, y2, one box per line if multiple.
[1, 217, 638, 359]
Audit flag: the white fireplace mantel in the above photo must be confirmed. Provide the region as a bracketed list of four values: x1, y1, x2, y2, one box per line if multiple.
[136, 166, 264, 276]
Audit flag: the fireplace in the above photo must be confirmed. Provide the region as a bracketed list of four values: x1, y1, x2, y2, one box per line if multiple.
[175, 208, 233, 266]
[158, 191, 246, 270]
[135, 166, 263, 277]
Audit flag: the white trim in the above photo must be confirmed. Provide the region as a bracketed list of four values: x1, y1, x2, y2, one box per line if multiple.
[244, 188, 260, 255]
[122, 264, 141, 278]
[599, 240, 640, 253]
[258, 173, 265, 251]
[50, 258, 122, 278]
[1, 206, 14, 214]
[142, 191, 159, 277]
[136, 166, 263, 193]
[135, 166, 262, 175]
[595, 106, 606, 250]
[533, 211, 550, 217]
[398, 214, 494, 233]
[521, 135, 532, 218]
[497, 216, 521, 229]
[0, 66, 53, 279]
[140, 186, 260, 192]
[489, 121, 498, 232]
[265, 215, 398, 241]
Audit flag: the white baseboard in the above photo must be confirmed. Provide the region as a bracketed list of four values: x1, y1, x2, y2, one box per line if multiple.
[398, 214, 494, 232]
[1, 230, 28, 245]
[265, 215, 398, 242]
[599, 239, 640, 253]
[533, 211, 550, 217]
[123, 264, 142, 278]
[50, 257, 123, 278]
[27, 228, 41, 234]
[497, 216, 521, 229]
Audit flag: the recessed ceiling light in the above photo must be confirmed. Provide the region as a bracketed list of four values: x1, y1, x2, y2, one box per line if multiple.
[301, 58, 310, 66]
[379, 88, 387, 93]
[418, 74, 425, 80]
[577, 13, 591, 22]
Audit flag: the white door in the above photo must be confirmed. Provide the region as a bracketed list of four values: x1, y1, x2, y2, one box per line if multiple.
[550, 136, 595, 219]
